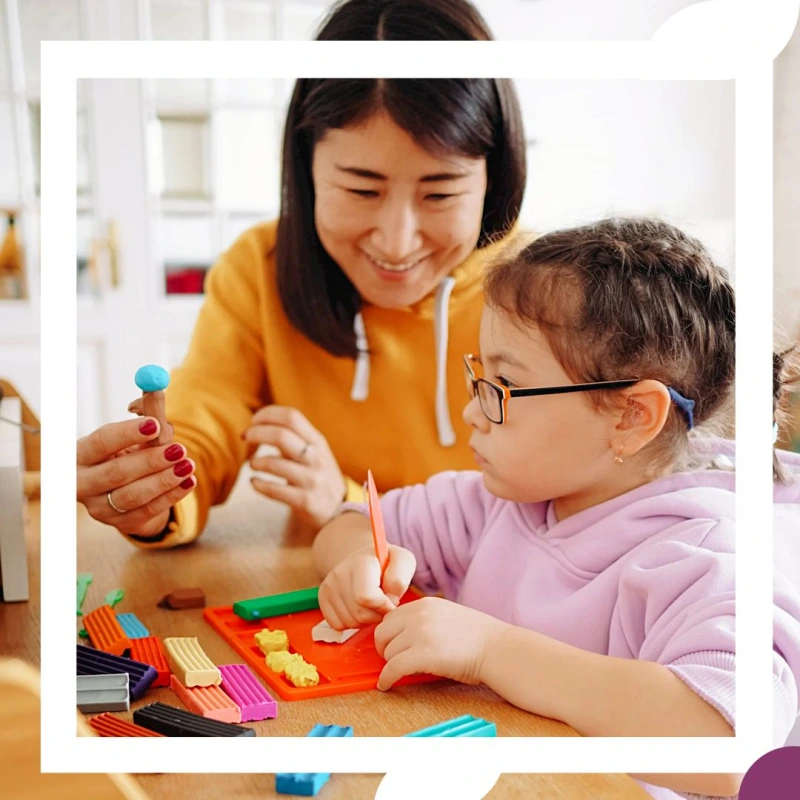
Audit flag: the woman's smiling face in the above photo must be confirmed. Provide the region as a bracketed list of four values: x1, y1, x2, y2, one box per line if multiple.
[312, 110, 488, 309]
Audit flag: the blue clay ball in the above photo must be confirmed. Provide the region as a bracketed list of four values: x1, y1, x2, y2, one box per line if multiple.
[135, 365, 170, 392]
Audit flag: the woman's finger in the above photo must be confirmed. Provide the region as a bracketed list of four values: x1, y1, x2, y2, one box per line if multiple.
[90, 475, 196, 535]
[249, 405, 322, 445]
[250, 476, 307, 509]
[77, 418, 161, 467]
[77, 442, 188, 500]
[250, 455, 314, 488]
[244, 424, 308, 461]
[104, 459, 196, 515]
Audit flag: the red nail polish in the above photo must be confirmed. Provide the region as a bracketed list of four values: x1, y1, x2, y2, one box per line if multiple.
[180, 476, 195, 490]
[173, 459, 193, 478]
[164, 444, 184, 462]
[139, 419, 158, 436]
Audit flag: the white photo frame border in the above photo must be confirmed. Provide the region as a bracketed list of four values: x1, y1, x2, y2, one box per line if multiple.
[40, 7, 793, 776]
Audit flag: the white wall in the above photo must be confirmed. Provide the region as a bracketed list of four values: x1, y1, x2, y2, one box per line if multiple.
[517, 80, 734, 271]
[473, 0, 700, 40]
[775, 15, 800, 341]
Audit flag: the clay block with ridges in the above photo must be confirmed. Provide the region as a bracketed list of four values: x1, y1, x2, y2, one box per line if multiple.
[275, 724, 352, 796]
[129, 636, 171, 688]
[88, 713, 165, 737]
[116, 612, 150, 639]
[163, 637, 221, 687]
[83, 604, 132, 656]
[405, 714, 496, 737]
[133, 702, 255, 737]
[170, 674, 241, 723]
[307, 723, 353, 738]
[275, 773, 330, 796]
[219, 664, 277, 722]
[77, 673, 130, 713]
[76, 644, 157, 700]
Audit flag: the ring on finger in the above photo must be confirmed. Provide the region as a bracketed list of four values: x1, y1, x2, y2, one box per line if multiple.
[296, 440, 311, 462]
[107, 491, 128, 514]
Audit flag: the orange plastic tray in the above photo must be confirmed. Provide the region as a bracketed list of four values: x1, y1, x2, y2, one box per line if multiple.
[203, 589, 439, 700]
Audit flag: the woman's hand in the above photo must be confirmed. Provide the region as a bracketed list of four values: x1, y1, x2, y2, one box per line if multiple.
[77, 416, 197, 537]
[318, 544, 416, 630]
[373, 597, 505, 691]
[243, 405, 347, 529]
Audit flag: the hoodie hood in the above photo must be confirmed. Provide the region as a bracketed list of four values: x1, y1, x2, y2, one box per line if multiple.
[523, 437, 737, 575]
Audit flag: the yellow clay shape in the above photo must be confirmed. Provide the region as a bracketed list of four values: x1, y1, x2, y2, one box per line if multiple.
[254, 628, 289, 654]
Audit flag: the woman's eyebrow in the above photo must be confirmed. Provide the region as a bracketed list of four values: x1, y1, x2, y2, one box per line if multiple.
[335, 165, 386, 180]
[334, 165, 471, 182]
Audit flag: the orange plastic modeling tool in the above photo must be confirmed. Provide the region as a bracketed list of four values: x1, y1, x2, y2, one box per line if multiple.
[203, 587, 438, 701]
[366, 469, 388, 580]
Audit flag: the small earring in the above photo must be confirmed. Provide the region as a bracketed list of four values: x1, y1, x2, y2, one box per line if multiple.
[613, 445, 624, 464]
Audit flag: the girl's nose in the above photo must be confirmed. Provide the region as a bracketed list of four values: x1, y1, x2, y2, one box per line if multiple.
[463, 395, 490, 432]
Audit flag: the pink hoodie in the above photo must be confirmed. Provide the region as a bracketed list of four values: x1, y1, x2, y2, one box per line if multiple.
[343, 438, 800, 800]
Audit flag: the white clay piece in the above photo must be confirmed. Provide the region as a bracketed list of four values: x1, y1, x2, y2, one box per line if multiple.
[311, 620, 359, 644]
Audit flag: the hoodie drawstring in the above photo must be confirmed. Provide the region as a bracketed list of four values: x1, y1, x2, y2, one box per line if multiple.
[350, 311, 370, 401]
[433, 276, 457, 446]
[349, 276, 457, 447]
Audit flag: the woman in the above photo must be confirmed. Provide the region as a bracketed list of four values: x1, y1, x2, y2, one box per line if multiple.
[76, 0, 527, 547]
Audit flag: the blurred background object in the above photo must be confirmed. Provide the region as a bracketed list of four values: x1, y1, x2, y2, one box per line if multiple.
[0, 658, 153, 799]
[775, 13, 800, 453]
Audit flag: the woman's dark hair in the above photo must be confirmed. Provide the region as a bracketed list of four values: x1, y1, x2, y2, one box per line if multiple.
[774, 345, 800, 483]
[276, 0, 526, 357]
[484, 217, 737, 476]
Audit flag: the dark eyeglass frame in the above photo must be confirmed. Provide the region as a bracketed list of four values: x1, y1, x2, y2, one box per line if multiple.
[463, 353, 639, 425]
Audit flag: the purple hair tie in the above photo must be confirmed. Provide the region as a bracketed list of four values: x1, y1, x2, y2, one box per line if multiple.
[667, 387, 695, 430]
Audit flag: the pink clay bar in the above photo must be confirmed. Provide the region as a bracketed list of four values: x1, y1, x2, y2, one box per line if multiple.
[219, 664, 278, 722]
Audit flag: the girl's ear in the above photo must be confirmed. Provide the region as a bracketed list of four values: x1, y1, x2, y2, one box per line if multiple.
[615, 380, 672, 454]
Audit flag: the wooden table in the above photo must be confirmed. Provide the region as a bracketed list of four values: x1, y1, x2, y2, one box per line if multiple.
[1, 488, 649, 800]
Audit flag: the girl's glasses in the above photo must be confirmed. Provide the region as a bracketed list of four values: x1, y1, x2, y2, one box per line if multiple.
[463, 353, 639, 425]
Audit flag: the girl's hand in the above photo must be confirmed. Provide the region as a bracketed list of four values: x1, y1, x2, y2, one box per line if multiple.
[77, 416, 197, 537]
[318, 544, 416, 630]
[373, 597, 506, 691]
[243, 405, 347, 529]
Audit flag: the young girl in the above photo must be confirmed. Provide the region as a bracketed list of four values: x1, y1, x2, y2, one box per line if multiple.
[313, 218, 799, 799]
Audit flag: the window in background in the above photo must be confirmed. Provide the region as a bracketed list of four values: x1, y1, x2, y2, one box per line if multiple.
[0, 0, 10, 91]
[153, 116, 211, 200]
[144, 0, 328, 297]
[150, 0, 208, 39]
[18, 0, 82, 96]
[0, 99, 20, 206]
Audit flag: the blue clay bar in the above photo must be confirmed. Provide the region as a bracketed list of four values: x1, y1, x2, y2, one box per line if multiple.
[135, 365, 170, 392]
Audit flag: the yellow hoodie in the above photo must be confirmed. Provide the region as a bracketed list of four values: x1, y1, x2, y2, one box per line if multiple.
[128, 219, 510, 548]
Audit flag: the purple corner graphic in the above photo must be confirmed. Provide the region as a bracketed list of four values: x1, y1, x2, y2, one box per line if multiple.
[739, 746, 800, 799]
